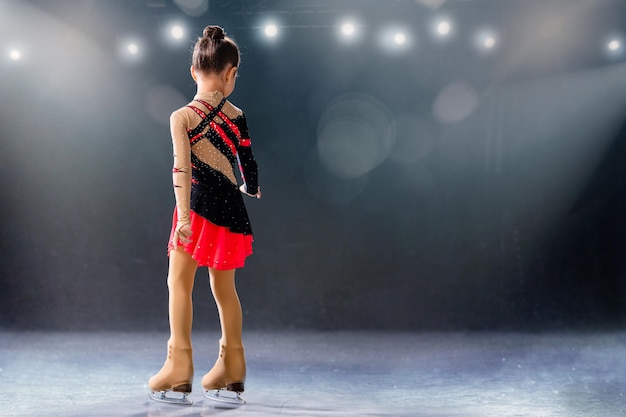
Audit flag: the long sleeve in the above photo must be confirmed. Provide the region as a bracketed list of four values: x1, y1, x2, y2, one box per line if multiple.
[170, 110, 192, 225]
[235, 113, 259, 195]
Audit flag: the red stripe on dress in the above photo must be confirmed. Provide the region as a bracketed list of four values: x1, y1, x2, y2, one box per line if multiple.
[188, 105, 207, 118]
[210, 121, 238, 156]
[190, 132, 203, 144]
[217, 112, 241, 137]
[239, 138, 251, 147]
[195, 99, 214, 109]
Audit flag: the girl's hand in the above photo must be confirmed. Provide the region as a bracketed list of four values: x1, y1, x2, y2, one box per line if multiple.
[240, 184, 261, 199]
[172, 221, 193, 249]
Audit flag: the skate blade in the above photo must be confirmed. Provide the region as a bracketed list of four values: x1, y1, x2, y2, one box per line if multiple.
[149, 390, 193, 406]
[203, 389, 245, 407]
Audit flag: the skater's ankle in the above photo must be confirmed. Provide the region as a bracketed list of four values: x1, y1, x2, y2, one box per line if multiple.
[220, 343, 244, 350]
[218, 338, 244, 349]
[167, 339, 193, 350]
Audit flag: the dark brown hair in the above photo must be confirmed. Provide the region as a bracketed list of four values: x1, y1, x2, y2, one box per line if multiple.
[192, 25, 240, 74]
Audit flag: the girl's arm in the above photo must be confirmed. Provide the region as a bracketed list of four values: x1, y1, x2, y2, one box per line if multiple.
[235, 113, 260, 198]
[170, 109, 193, 246]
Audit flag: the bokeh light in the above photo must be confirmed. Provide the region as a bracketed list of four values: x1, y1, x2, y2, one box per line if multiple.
[338, 19, 362, 45]
[316, 93, 395, 180]
[341, 22, 356, 37]
[170, 24, 185, 40]
[173, 0, 209, 17]
[264, 24, 279, 38]
[9, 49, 22, 61]
[394, 32, 407, 45]
[475, 29, 499, 53]
[119, 38, 144, 61]
[432, 16, 454, 40]
[605, 36, 624, 58]
[437, 20, 452, 36]
[127, 43, 139, 55]
[378, 25, 413, 52]
[433, 81, 479, 124]
[608, 39, 621, 52]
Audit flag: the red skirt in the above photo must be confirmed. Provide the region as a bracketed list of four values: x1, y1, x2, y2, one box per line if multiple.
[167, 208, 253, 269]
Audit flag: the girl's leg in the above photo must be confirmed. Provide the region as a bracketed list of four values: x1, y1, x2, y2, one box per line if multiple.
[209, 268, 243, 348]
[202, 268, 246, 393]
[167, 248, 199, 349]
[148, 248, 198, 395]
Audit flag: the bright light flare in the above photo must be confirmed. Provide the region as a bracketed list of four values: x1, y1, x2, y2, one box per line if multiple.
[127, 43, 139, 55]
[484, 36, 496, 49]
[431, 16, 454, 40]
[338, 19, 361, 44]
[605, 36, 624, 58]
[378, 27, 412, 53]
[9, 49, 22, 61]
[394, 32, 407, 45]
[119, 38, 144, 61]
[341, 22, 356, 37]
[264, 24, 278, 38]
[608, 39, 621, 51]
[475, 29, 499, 53]
[170, 25, 185, 40]
[437, 20, 451, 36]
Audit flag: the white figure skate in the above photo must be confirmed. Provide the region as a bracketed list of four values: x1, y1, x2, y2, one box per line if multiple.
[149, 389, 193, 406]
[203, 386, 245, 406]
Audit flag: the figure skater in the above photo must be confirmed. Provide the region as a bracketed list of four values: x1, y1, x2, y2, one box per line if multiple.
[148, 25, 261, 406]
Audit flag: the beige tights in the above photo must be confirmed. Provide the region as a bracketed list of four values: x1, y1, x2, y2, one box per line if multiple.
[148, 248, 246, 392]
[167, 248, 244, 348]
[150, 247, 245, 392]
[209, 268, 243, 348]
[167, 248, 198, 349]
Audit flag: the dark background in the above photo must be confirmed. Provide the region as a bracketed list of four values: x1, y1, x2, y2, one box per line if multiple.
[1, 0, 625, 332]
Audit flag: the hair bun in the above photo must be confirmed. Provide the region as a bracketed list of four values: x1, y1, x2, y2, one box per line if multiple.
[203, 25, 225, 41]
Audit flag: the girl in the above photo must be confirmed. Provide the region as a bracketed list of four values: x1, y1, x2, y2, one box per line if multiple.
[148, 25, 260, 406]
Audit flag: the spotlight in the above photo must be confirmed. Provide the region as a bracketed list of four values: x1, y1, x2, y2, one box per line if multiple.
[474, 29, 498, 53]
[605, 36, 624, 58]
[379, 26, 412, 52]
[484, 36, 496, 49]
[119, 39, 144, 61]
[264, 24, 278, 38]
[127, 43, 139, 55]
[394, 32, 407, 45]
[437, 20, 451, 36]
[608, 39, 621, 51]
[431, 16, 454, 40]
[341, 22, 356, 37]
[338, 19, 362, 44]
[170, 24, 185, 40]
[9, 49, 21, 61]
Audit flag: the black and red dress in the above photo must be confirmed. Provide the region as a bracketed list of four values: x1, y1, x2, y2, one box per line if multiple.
[167, 92, 259, 269]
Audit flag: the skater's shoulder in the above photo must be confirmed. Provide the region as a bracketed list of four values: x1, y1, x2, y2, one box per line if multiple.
[222, 100, 245, 120]
[170, 105, 196, 122]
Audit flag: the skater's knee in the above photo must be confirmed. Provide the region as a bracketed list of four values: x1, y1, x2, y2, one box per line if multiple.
[167, 273, 194, 292]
